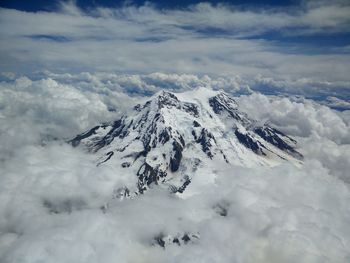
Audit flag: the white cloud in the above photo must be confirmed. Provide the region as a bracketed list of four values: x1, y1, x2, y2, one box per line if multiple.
[0, 73, 349, 262]
[1, 1, 350, 85]
[0, 76, 135, 160]
[0, 142, 349, 263]
[237, 92, 350, 143]
[28, 71, 350, 103]
[237, 92, 350, 184]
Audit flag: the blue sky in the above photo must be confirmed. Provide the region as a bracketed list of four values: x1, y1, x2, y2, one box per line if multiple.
[0, 0, 350, 102]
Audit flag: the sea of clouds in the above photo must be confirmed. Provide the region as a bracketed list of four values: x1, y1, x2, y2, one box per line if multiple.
[0, 73, 350, 263]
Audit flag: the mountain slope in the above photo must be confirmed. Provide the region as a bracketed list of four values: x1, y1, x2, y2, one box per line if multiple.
[70, 88, 302, 194]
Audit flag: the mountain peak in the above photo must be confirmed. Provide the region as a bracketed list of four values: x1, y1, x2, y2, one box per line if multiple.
[70, 89, 302, 194]
[209, 92, 238, 113]
[153, 90, 180, 106]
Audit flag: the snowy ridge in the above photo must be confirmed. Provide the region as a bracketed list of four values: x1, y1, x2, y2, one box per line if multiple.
[70, 88, 303, 194]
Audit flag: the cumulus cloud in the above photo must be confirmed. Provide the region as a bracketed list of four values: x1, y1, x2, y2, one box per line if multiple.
[0, 73, 349, 262]
[237, 92, 350, 184]
[0, 143, 349, 263]
[6, 71, 347, 105]
[237, 92, 350, 142]
[41, 71, 252, 94]
[0, 75, 135, 160]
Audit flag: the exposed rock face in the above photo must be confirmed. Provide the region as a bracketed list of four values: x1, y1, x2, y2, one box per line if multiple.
[170, 141, 183, 172]
[234, 129, 266, 155]
[70, 89, 302, 194]
[194, 128, 216, 159]
[254, 126, 303, 159]
[152, 232, 200, 248]
[209, 92, 238, 114]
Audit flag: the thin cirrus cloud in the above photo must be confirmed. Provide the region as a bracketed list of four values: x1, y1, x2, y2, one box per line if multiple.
[0, 1, 350, 83]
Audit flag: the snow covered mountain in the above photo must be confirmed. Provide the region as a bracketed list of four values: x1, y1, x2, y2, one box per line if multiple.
[70, 88, 302, 194]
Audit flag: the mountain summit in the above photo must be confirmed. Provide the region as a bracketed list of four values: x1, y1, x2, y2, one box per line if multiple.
[71, 88, 302, 194]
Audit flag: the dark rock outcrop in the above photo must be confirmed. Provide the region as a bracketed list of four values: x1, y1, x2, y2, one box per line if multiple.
[235, 129, 266, 155]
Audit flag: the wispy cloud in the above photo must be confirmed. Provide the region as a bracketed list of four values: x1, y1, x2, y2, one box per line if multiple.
[0, 1, 350, 83]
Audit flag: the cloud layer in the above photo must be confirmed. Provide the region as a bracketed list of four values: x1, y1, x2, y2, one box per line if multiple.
[0, 74, 350, 262]
[1, 1, 350, 85]
[1, 145, 350, 263]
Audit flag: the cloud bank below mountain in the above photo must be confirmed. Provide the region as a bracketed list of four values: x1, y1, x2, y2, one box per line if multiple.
[0, 74, 349, 262]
